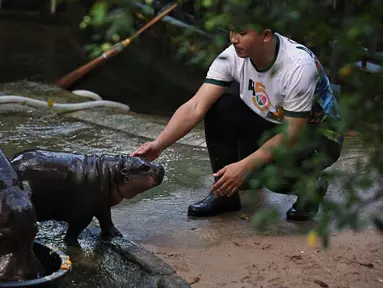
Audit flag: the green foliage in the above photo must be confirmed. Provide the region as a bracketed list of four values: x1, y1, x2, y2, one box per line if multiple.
[69, 0, 383, 247]
[251, 207, 280, 231]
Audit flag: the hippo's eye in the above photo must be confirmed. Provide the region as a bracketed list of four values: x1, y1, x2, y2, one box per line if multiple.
[133, 164, 150, 172]
[120, 168, 129, 176]
[142, 164, 151, 171]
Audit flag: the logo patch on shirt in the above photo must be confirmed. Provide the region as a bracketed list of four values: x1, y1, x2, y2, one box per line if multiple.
[249, 80, 270, 111]
[248, 79, 284, 121]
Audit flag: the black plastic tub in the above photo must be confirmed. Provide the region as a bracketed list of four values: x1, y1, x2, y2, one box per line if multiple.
[0, 240, 72, 288]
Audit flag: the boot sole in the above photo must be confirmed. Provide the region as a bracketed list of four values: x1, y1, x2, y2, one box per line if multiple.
[187, 206, 241, 217]
[286, 212, 317, 222]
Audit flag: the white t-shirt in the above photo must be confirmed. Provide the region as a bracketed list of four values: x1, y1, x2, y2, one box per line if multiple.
[205, 32, 344, 143]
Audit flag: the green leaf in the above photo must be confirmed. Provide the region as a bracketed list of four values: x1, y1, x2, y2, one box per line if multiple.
[90, 1, 109, 26]
[89, 46, 102, 59]
[202, 0, 213, 8]
[251, 208, 279, 231]
[83, 43, 97, 52]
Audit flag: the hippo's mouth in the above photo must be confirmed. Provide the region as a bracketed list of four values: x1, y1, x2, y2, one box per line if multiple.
[114, 173, 160, 200]
[131, 174, 159, 188]
[148, 175, 158, 186]
[130, 172, 161, 186]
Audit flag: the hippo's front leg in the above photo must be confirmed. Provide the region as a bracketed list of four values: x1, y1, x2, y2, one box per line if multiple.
[64, 216, 94, 246]
[96, 208, 123, 238]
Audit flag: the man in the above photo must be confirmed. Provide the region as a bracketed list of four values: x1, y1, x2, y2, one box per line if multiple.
[131, 18, 344, 221]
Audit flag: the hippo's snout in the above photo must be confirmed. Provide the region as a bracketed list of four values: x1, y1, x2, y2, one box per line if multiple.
[123, 156, 165, 184]
[116, 157, 166, 199]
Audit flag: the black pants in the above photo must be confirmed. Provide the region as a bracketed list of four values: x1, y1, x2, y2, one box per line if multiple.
[204, 93, 343, 195]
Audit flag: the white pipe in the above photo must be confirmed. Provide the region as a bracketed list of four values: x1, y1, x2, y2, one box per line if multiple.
[51, 0, 56, 14]
[0, 96, 130, 113]
[71, 90, 103, 101]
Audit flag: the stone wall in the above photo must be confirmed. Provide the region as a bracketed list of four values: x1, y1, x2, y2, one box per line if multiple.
[0, 3, 212, 116]
[0, 14, 86, 84]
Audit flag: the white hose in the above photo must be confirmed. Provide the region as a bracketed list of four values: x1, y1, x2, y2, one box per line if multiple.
[71, 90, 103, 101]
[0, 95, 130, 113]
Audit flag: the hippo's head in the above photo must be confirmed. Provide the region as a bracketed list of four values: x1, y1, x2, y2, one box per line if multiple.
[0, 181, 41, 282]
[0, 185, 38, 249]
[114, 156, 165, 200]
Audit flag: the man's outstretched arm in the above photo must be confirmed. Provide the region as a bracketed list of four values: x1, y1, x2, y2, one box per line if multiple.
[154, 83, 227, 151]
[132, 45, 235, 161]
[130, 83, 226, 160]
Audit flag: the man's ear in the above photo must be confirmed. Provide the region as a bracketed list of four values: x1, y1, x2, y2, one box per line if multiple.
[263, 29, 274, 42]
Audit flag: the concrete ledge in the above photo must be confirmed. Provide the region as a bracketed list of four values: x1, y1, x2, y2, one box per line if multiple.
[156, 275, 192, 288]
[106, 237, 176, 276]
[104, 237, 191, 287]
[66, 108, 207, 148]
[0, 80, 207, 148]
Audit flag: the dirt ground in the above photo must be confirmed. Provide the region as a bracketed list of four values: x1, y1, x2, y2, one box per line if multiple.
[144, 228, 383, 288]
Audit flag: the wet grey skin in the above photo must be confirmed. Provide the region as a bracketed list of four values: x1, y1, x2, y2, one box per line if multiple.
[0, 148, 43, 282]
[9, 149, 165, 246]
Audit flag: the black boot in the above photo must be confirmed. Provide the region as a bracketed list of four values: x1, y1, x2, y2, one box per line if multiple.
[187, 191, 241, 217]
[286, 177, 329, 221]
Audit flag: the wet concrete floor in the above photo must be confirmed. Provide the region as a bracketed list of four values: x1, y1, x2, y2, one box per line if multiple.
[0, 100, 379, 254]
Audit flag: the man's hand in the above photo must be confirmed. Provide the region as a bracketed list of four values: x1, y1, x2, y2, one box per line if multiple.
[210, 116, 308, 197]
[130, 141, 163, 162]
[211, 160, 251, 197]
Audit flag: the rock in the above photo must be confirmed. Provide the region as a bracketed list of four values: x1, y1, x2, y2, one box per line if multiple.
[358, 261, 374, 268]
[314, 279, 329, 287]
[187, 276, 200, 285]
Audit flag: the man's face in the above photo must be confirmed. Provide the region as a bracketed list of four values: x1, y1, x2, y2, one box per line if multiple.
[229, 27, 269, 58]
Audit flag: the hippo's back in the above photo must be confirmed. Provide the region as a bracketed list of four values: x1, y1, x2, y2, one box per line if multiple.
[9, 149, 101, 221]
[10, 149, 87, 183]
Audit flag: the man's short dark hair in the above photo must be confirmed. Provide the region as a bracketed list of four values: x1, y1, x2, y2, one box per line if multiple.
[230, 0, 280, 33]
